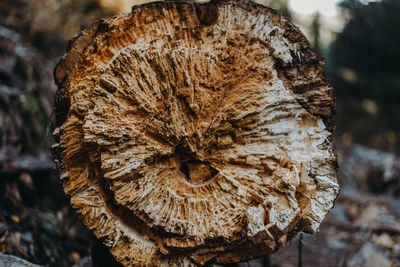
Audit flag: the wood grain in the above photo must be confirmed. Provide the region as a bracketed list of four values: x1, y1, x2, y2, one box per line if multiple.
[52, 1, 339, 265]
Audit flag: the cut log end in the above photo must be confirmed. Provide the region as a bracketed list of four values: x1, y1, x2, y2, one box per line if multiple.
[53, 0, 339, 266]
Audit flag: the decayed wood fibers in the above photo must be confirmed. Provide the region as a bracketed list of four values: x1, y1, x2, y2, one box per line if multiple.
[52, 0, 339, 266]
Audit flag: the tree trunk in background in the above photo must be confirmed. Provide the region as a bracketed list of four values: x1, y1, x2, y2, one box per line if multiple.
[52, 0, 338, 266]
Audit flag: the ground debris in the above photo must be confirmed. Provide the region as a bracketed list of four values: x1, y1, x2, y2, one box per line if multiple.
[0, 252, 42, 267]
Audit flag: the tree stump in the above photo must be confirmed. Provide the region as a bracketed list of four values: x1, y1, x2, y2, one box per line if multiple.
[52, 0, 339, 266]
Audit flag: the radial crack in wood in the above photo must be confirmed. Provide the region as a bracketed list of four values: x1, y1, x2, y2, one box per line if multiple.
[52, 0, 339, 266]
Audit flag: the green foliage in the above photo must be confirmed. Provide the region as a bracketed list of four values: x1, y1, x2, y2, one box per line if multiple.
[329, 0, 400, 104]
[256, 0, 291, 18]
[329, 0, 400, 154]
[0, 0, 116, 58]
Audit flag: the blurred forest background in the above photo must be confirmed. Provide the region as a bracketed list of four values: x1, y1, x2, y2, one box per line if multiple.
[0, 0, 399, 266]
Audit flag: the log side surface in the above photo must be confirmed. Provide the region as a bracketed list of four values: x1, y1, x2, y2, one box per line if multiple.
[52, 0, 339, 265]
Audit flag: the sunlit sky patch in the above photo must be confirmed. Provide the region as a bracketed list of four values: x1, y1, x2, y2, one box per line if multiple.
[289, 0, 377, 17]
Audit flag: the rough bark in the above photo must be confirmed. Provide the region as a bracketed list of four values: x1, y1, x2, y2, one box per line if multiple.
[52, 0, 339, 266]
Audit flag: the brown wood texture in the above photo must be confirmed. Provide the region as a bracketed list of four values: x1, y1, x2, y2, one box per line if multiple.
[52, 0, 339, 266]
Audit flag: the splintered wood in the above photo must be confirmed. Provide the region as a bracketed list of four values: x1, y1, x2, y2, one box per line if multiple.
[52, 0, 339, 266]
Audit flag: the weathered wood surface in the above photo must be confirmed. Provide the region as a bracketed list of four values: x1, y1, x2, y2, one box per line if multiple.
[52, 0, 339, 266]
